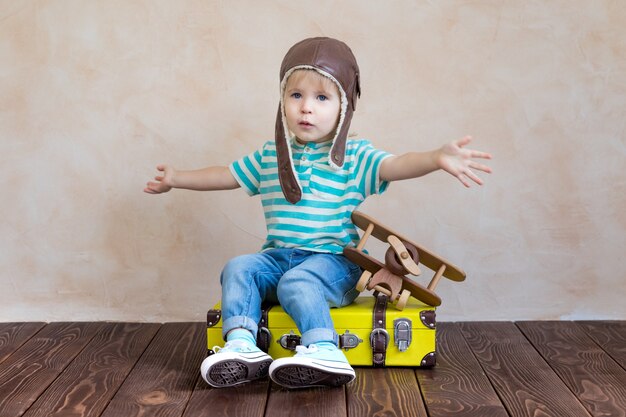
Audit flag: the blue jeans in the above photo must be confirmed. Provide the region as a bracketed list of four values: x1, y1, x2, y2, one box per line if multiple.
[220, 248, 362, 347]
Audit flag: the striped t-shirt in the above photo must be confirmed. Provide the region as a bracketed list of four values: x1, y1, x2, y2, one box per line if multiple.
[229, 138, 392, 254]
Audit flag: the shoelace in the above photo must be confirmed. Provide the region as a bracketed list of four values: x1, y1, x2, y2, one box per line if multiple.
[213, 339, 253, 353]
[295, 344, 320, 355]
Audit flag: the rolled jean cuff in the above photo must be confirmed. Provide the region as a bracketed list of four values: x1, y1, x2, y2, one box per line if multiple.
[222, 316, 259, 341]
[301, 328, 338, 347]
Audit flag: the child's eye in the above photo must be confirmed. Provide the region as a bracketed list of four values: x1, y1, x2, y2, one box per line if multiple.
[291, 93, 302, 99]
[317, 95, 328, 101]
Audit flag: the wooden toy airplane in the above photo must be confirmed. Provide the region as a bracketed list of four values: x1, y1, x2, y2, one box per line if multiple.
[343, 211, 466, 310]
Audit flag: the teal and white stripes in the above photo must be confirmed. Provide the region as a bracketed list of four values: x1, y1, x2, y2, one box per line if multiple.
[229, 139, 391, 253]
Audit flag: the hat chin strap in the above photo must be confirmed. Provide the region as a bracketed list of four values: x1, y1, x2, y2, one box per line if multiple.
[329, 107, 351, 169]
[274, 106, 302, 204]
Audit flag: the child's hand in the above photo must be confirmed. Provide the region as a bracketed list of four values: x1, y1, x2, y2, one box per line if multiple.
[437, 136, 492, 187]
[144, 164, 175, 194]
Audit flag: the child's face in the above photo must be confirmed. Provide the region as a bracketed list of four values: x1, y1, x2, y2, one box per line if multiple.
[283, 70, 341, 145]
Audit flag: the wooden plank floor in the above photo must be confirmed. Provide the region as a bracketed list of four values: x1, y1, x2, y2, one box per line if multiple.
[1, 321, 624, 417]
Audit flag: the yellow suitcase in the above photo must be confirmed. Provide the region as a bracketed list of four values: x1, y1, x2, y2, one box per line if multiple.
[206, 294, 436, 367]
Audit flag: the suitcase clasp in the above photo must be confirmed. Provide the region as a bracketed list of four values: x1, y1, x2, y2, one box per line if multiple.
[393, 318, 412, 352]
[278, 331, 301, 351]
[339, 330, 363, 350]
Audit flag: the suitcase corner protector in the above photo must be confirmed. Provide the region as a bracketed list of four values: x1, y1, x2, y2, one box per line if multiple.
[207, 309, 222, 327]
[419, 310, 436, 329]
[421, 351, 436, 367]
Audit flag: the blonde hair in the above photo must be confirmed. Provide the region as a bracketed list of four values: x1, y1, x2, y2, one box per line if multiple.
[284, 69, 339, 97]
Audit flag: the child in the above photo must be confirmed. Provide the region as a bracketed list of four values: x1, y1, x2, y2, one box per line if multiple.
[144, 37, 492, 389]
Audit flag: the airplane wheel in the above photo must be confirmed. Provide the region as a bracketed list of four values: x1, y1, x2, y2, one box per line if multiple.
[395, 289, 411, 310]
[356, 270, 372, 292]
[385, 241, 419, 276]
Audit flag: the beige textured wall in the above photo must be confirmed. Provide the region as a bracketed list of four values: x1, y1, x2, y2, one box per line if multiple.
[1, 1, 625, 321]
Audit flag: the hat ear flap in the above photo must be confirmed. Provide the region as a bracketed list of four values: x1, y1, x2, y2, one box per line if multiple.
[274, 105, 302, 204]
[352, 72, 361, 111]
[329, 107, 352, 168]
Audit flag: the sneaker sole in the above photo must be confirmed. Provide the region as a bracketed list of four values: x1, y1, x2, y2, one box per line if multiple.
[201, 352, 273, 388]
[270, 362, 355, 389]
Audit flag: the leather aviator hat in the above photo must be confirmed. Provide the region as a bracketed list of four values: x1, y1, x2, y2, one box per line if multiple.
[275, 37, 361, 204]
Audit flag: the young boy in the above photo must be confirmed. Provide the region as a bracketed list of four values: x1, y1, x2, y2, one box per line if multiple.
[144, 37, 492, 389]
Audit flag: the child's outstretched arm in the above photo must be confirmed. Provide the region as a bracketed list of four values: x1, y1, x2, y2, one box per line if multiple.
[380, 136, 492, 187]
[144, 164, 240, 194]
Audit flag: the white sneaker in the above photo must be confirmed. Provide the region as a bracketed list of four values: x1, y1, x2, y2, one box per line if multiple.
[200, 339, 273, 388]
[269, 343, 355, 389]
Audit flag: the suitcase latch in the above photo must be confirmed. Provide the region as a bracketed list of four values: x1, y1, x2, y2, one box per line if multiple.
[278, 331, 301, 351]
[394, 318, 412, 352]
[339, 330, 363, 350]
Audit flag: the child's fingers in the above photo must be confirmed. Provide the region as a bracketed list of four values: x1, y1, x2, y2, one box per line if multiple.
[470, 150, 492, 159]
[465, 170, 484, 185]
[469, 161, 492, 173]
[458, 169, 484, 187]
[154, 175, 164, 182]
[145, 180, 162, 190]
[457, 173, 471, 187]
[457, 135, 473, 147]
